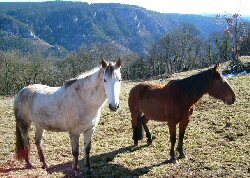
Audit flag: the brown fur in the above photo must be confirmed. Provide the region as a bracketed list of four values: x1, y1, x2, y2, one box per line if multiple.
[128, 64, 236, 161]
[129, 80, 195, 128]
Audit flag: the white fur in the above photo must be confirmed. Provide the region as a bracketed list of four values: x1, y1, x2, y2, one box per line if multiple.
[14, 61, 122, 169]
[103, 67, 122, 108]
[15, 65, 121, 134]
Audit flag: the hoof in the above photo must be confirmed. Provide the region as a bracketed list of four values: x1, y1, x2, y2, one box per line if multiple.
[170, 157, 177, 164]
[147, 139, 152, 145]
[146, 135, 155, 145]
[179, 153, 186, 159]
[26, 162, 33, 169]
[42, 162, 49, 169]
[134, 140, 138, 147]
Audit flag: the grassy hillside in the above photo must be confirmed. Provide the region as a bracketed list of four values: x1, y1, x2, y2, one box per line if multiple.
[0, 64, 249, 177]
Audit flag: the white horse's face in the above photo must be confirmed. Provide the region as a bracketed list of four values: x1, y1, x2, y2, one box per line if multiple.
[102, 60, 122, 111]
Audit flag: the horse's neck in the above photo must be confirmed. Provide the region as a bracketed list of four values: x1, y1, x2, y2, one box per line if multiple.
[180, 73, 209, 106]
[77, 69, 107, 107]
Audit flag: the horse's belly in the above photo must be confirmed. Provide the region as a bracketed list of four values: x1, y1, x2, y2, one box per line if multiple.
[33, 107, 99, 133]
[41, 123, 68, 132]
[140, 100, 167, 122]
[32, 105, 76, 131]
[144, 112, 166, 122]
[33, 114, 71, 131]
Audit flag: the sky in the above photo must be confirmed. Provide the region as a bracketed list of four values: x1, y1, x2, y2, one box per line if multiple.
[1, 0, 250, 16]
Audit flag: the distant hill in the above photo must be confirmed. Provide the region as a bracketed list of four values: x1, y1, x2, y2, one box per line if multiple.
[0, 1, 225, 56]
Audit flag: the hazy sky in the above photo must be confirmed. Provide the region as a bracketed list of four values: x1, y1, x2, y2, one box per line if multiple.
[1, 0, 250, 16]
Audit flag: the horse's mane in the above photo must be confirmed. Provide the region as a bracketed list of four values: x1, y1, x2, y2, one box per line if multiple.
[105, 63, 115, 78]
[64, 67, 100, 88]
[64, 63, 116, 88]
[174, 68, 212, 96]
[77, 67, 101, 80]
[64, 79, 78, 87]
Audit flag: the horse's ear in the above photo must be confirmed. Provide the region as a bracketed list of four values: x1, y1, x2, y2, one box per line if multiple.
[101, 59, 108, 69]
[214, 62, 220, 71]
[115, 59, 121, 68]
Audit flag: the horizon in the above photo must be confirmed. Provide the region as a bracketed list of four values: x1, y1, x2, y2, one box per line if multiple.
[1, 0, 250, 16]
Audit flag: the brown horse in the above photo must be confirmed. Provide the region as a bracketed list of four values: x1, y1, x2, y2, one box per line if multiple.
[128, 63, 236, 162]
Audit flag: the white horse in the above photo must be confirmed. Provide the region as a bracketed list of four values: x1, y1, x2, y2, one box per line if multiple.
[14, 59, 122, 173]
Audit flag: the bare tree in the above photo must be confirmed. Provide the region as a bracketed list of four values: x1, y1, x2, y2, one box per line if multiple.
[215, 13, 248, 62]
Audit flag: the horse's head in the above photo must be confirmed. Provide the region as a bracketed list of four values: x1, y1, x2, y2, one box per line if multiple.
[101, 59, 122, 111]
[207, 63, 236, 105]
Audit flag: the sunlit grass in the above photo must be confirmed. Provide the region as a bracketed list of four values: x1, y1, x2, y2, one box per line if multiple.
[0, 61, 249, 177]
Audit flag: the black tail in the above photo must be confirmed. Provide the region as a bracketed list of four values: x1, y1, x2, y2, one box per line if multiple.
[133, 116, 143, 142]
[16, 123, 25, 160]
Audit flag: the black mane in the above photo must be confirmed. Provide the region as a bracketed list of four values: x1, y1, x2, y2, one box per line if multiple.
[64, 78, 77, 88]
[177, 68, 212, 96]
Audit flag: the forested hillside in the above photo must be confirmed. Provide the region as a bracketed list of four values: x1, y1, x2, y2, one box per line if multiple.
[0, 2, 250, 96]
[0, 1, 223, 55]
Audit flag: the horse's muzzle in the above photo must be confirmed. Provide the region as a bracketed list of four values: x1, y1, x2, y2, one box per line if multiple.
[109, 104, 119, 111]
[225, 96, 236, 105]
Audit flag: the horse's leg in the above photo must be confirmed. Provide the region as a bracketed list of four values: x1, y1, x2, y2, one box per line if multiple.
[132, 112, 143, 146]
[168, 123, 177, 162]
[177, 119, 189, 159]
[84, 127, 95, 174]
[69, 132, 80, 171]
[141, 115, 153, 145]
[34, 126, 48, 169]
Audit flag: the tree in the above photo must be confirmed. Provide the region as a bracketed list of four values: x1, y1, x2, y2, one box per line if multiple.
[147, 23, 210, 77]
[240, 25, 250, 56]
[215, 13, 248, 61]
[211, 31, 231, 62]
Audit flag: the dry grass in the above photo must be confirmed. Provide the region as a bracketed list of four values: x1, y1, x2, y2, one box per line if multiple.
[0, 62, 249, 177]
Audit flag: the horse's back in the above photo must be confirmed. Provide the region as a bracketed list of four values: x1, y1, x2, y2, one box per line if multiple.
[26, 84, 59, 94]
[14, 84, 60, 121]
[128, 81, 165, 112]
[15, 84, 59, 105]
[129, 81, 166, 99]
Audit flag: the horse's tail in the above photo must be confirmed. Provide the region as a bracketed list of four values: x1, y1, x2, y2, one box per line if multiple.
[15, 122, 26, 160]
[14, 90, 31, 161]
[128, 85, 144, 143]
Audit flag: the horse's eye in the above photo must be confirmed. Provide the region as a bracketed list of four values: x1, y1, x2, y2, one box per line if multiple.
[104, 79, 106, 82]
[119, 79, 122, 82]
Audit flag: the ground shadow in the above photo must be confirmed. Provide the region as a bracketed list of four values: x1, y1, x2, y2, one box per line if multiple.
[47, 144, 172, 177]
[0, 167, 28, 174]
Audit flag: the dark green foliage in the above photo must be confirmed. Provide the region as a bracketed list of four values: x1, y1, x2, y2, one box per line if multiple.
[0, 43, 125, 95]
[0, 31, 36, 53]
[0, 51, 62, 95]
